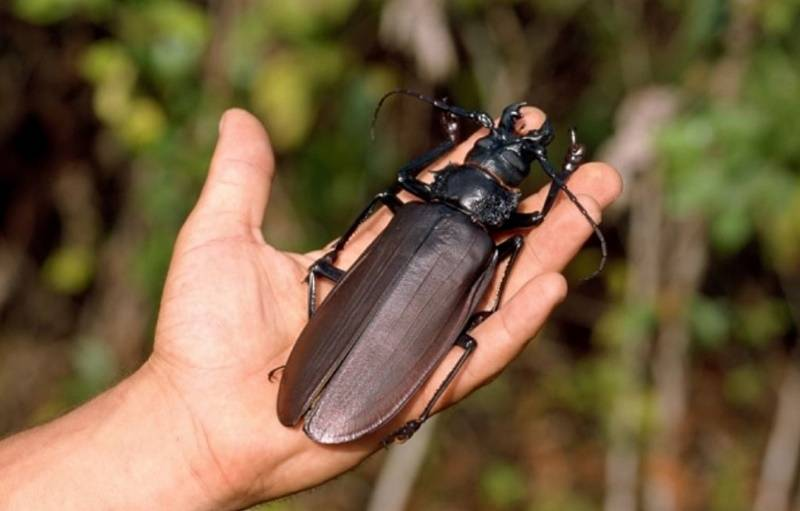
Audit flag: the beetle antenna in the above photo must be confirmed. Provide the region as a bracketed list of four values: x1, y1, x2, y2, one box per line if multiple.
[557, 183, 608, 280]
[534, 161, 607, 279]
[371, 89, 494, 140]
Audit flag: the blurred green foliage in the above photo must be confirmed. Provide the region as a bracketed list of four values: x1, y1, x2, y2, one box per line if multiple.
[41, 245, 95, 294]
[480, 461, 528, 509]
[4, 0, 800, 509]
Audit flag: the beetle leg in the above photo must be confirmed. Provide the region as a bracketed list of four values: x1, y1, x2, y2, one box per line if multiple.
[537, 129, 586, 207]
[382, 333, 478, 446]
[502, 210, 545, 230]
[307, 256, 346, 316]
[487, 235, 525, 312]
[334, 134, 457, 258]
[306, 191, 403, 317]
[381, 236, 526, 444]
[331, 192, 403, 254]
[385, 104, 461, 203]
[501, 130, 586, 232]
[308, 136, 459, 317]
[394, 138, 456, 201]
[534, 128, 586, 214]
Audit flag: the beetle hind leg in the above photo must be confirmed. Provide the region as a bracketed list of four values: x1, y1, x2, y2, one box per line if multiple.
[381, 236, 526, 446]
[382, 333, 478, 446]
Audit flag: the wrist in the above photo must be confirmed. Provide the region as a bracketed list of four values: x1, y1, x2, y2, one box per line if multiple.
[0, 361, 224, 510]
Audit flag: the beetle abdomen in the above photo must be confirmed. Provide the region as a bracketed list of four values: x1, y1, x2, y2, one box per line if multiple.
[276, 202, 495, 443]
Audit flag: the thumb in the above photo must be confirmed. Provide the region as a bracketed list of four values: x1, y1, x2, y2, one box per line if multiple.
[186, 108, 275, 240]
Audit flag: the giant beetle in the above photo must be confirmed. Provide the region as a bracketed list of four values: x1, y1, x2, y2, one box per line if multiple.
[275, 91, 605, 445]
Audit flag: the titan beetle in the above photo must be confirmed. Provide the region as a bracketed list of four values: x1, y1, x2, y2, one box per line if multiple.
[275, 90, 604, 445]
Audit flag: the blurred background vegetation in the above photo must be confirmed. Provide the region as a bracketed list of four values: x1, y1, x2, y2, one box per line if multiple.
[1, 0, 799, 510]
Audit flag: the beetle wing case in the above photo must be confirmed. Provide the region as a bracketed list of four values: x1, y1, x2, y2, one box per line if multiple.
[277, 202, 495, 444]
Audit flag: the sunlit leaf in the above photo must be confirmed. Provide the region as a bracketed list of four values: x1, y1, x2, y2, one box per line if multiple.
[12, 0, 76, 25]
[251, 54, 315, 150]
[80, 40, 138, 87]
[41, 245, 95, 294]
[119, 97, 167, 148]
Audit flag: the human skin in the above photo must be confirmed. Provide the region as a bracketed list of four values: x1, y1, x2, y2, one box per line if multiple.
[0, 107, 622, 510]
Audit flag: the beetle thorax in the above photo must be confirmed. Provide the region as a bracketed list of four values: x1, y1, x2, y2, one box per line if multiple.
[430, 164, 521, 229]
[464, 134, 536, 188]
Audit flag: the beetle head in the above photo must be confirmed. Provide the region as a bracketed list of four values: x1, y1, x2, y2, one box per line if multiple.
[465, 103, 554, 188]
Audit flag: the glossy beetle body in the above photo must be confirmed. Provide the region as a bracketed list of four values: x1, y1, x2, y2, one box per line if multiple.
[279, 202, 496, 443]
[276, 92, 602, 445]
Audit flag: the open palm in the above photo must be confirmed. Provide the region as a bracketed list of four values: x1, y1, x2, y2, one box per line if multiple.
[144, 108, 621, 507]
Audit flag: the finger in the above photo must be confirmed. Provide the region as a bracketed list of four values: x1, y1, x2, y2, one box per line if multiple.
[188, 109, 276, 240]
[522, 161, 622, 225]
[500, 162, 622, 299]
[466, 272, 567, 386]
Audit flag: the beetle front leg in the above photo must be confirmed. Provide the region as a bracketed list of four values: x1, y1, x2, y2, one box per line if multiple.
[502, 129, 586, 232]
[394, 137, 456, 201]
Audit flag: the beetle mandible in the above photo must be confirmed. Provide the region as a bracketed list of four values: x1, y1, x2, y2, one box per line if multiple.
[274, 90, 605, 445]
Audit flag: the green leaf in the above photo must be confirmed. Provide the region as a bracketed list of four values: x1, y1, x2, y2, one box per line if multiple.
[80, 40, 138, 87]
[480, 462, 528, 509]
[251, 54, 315, 151]
[734, 297, 791, 347]
[690, 296, 732, 349]
[12, 0, 76, 25]
[709, 202, 753, 254]
[41, 245, 95, 295]
[119, 97, 167, 148]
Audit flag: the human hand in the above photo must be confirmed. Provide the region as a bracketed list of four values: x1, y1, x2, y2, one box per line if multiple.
[140, 107, 622, 508]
